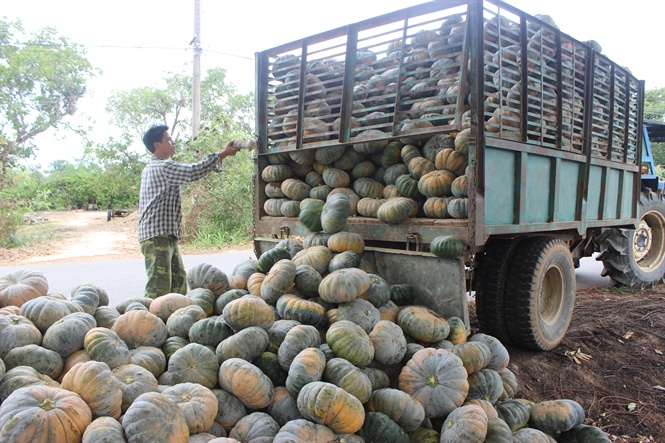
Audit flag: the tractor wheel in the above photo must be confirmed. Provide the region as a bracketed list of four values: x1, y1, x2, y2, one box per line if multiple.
[600, 188, 665, 288]
[474, 238, 524, 344]
[504, 237, 576, 351]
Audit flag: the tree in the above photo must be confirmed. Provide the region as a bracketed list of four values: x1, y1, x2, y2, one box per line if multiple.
[644, 87, 665, 122]
[0, 19, 97, 179]
[0, 19, 96, 245]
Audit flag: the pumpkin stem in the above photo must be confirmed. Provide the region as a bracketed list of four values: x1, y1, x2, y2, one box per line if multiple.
[123, 376, 135, 384]
[40, 398, 56, 411]
[426, 374, 439, 386]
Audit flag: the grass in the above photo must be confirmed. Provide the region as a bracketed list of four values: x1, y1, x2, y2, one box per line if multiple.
[2, 217, 69, 248]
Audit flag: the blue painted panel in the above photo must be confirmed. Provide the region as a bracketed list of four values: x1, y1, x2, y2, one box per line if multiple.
[606, 169, 620, 219]
[621, 173, 635, 218]
[485, 148, 515, 225]
[525, 155, 551, 223]
[558, 160, 580, 221]
[587, 166, 602, 220]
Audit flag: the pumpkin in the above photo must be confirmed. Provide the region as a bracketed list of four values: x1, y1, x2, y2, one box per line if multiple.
[161, 336, 188, 361]
[529, 399, 585, 436]
[369, 320, 407, 366]
[328, 251, 361, 272]
[273, 419, 335, 443]
[430, 235, 465, 258]
[82, 416, 126, 443]
[229, 412, 280, 443]
[435, 148, 468, 175]
[495, 399, 531, 431]
[4, 344, 63, 380]
[293, 264, 322, 298]
[277, 324, 321, 370]
[0, 385, 91, 442]
[276, 294, 326, 328]
[210, 388, 247, 432]
[318, 268, 371, 304]
[558, 424, 612, 443]
[189, 317, 234, 348]
[247, 273, 265, 297]
[408, 157, 436, 180]
[329, 188, 361, 215]
[321, 193, 351, 234]
[367, 388, 426, 432]
[384, 164, 409, 185]
[20, 296, 82, 334]
[265, 182, 286, 198]
[439, 404, 489, 443]
[423, 134, 455, 161]
[352, 129, 390, 154]
[410, 427, 440, 443]
[0, 269, 48, 308]
[214, 289, 248, 315]
[261, 259, 297, 304]
[378, 300, 400, 322]
[357, 198, 385, 218]
[286, 347, 326, 397]
[395, 174, 420, 199]
[262, 164, 293, 183]
[166, 304, 206, 338]
[418, 169, 456, 197]
[60, 360, 122, 420]
[229, 260, 259, 290]
[168, 343, 219, 388]
[337, 298, 380, 333]
[112, 309, 167, 349]
[361, 274, 391, 308]
[315, 145, 346, 165]
[148, 293, 194, 322]
[222, 294, 275, 332]
[447, 197, 468, 219]
[466, 368, 504, 404]
[358, 411, 409, 443]
[218, 358, 275, 409]
[451, 174, 469, 197]
[266, 319, 300, 354]
[423, 196, 450, 218]
[377, 197, 417, 224]
[0, 366, 59, 402]
[452, 341, 491, 375]
[93, 306, 119, 329]
[353, 177, 384, 199]
[267, 386, 303, 426]
[310, 185, 332, 200]
[446, 316, 468, 344]
[468, 333, 510, 371]
[122, 391, 189, 443]
[322, 357, 372, 404]
[296, 381, 365, 434]
[323, 168, 350, 188]
[398, 348, 469, 418]
[70, 286, 100, 315]
[499, 367, 519, 400]
[254, 352, 288, 388]
[112, 363, 159, 413]
[351, 161, 376, 180]
[390, 284, 415, 306]
[513, 428, 558, 443]
[187, 263, 230, 296]
[281, 178, 311, 201]
[275, 238, 304, 258]
[84, 327, 131, 369]
[326, 320, 374, 368]
[129, 346, 167, 379]
[334, 147, 365, 171]
[299, 200, 325, 233]
[397, 305, 450, 343]
[115, 297, 152, 314]
[0, 314, 42, 359]
[161, 382, 218, 435]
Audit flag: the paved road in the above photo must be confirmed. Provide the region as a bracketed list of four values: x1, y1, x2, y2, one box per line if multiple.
[0, 250, 611, 308]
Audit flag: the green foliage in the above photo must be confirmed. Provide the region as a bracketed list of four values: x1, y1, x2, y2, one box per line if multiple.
[644, 87, 665, 122]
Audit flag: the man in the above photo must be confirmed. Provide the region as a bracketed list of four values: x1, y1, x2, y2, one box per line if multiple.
[138, 124, 238, 298]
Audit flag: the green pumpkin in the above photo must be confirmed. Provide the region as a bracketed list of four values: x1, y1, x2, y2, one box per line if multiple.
[495, 399, 531, 431]
[352, 129, 390, 154]
[351, 161, 377, 180]
[262, 164, 293, 182]
[281, 178, 311, 201]
[558, 424, 611, 443]
[264, 198, 288, 216]
[266, 319, 300, 354]
[353, 177, 385, 199]
[292, 246, 333, 275]
[395, 174, 420, 199]
[390, 283, 415, 305]
[280, 200, 301, 217]
[447, 197, 468, 219]
[214, 289, 248, 315]
[302, 232, 331, 249]
[357, 197, 385, 218]
[455, 128, 471, 155]
[321, 193, 351, 234]
[423, 196, 450, 218]
[337, 298, 380, 333]
[397, 305, 450, 343]
[216, 326, 269, 364]
[381, 141, 404, 167]
[323, 357, 373, 404]
[367, 388, 426, 432]
[296, 381, 365, 434]
[260, 259, 297, 304]
[277, 324, 321, 371]
[276, 294, 326, 328]
[451, 174, 469, 197]
[384, 164, 409, 185]
[310, 184, 332, 200]
[377, 197, 416, 224]
[188, 317, 233, 348]
[466, 368, 504, 404]
[322, 168, 351, 188]
[408, 157, 436, 180]
[418, 169, 456, 197]
[318, 268, 371, 304]
[187, 263, 230, 296]
[358, 411, 409, 443]
[452, 341, 491, 375]
[293, 265, 321, 298]
[265, 182, 286, 198]
[299, 200, 325, 233]
[430, 235, 465, 259]
[285, 347, 326, 398]
[439, 404, 488, 442]
[513, 428, 557, 443]
[257, 247, 291, 274]
[528, 399, 585, 436]
[362, 274, 391, 307]
[326, 320, 374, 368]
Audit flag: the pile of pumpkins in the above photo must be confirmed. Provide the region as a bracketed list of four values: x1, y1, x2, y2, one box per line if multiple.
[262, 130, 472, 225]
[0, 196, 610, 442]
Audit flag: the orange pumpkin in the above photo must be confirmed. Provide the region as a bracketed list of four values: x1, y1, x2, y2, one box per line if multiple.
[0, 269, 48, 308]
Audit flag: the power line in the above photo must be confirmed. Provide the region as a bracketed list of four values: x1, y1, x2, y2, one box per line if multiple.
[0, 41, 253, 60]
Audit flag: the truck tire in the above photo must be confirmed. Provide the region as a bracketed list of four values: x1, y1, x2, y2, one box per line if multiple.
[474, 238, 524, 344]
[600, 189, 665, 288]
[504, 237, 576, 351]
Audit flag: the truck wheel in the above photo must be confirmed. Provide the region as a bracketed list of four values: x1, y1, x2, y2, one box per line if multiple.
[474, 238, 524, 344]
[600, 189, 665, 288]
[504, 237, 576, 351]
[107, 209, 112, 222]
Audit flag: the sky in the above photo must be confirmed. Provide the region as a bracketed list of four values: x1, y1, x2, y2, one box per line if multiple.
[2, 0, 664, 169]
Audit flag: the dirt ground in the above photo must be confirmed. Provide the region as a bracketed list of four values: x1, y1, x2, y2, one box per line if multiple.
[0, 211, 663, 441]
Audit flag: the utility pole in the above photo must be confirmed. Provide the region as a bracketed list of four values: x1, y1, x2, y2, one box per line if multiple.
[192, 0, 201, 137]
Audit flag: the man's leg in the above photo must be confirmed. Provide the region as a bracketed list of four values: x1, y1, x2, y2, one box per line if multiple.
[171, 240, 188, 295]
[140, 235, 173, 299]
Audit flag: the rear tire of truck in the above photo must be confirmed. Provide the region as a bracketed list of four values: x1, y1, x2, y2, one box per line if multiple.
[474, 238, 524, 344]
[504, 237, 576, 351]
[600, 188, 665, 289]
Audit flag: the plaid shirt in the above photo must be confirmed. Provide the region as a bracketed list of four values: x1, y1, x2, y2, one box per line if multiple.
[138, 154, 219, 243]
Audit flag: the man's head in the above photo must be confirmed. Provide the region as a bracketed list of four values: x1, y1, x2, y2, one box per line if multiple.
[142, 125, 175, 159]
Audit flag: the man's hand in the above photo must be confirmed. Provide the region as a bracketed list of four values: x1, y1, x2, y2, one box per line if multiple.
[220, 141, 239, 160]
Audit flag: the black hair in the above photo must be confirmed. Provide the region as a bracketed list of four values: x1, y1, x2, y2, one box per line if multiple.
[142, 125, 169, 153]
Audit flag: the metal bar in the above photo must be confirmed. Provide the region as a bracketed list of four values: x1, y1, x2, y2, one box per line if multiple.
[294, 41, 309, 150]
[255, 52, 268, 153]
[517, 151, 528, 225]
[607, 62, 616, 162]
[339, 25, 358, 144]
[551, 158, 560, 222]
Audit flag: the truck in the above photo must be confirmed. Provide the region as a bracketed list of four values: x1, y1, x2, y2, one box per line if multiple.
[250, 0, 665, 351]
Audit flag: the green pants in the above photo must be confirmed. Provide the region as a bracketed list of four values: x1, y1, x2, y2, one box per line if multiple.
[140, 235, 188, 298]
